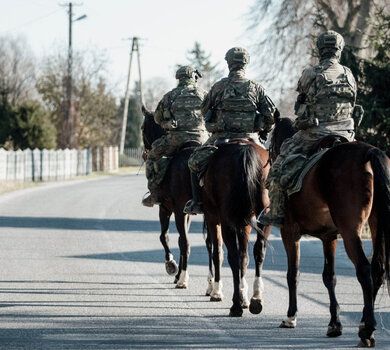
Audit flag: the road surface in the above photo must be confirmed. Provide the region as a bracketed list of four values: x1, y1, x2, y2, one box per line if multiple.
[0, 174, 389, 349]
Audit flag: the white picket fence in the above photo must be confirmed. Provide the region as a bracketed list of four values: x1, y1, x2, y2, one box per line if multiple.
[0, 146, 119, 182]
[119, 147, 144, 166]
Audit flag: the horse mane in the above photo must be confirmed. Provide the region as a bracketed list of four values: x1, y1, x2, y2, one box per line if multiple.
[270, 116, 295, 161]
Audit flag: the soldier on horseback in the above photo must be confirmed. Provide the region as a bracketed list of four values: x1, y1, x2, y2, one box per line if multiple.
[259, 30, 362, 227]
[184, 47, 276, 214]
[142, 66, 208, 207]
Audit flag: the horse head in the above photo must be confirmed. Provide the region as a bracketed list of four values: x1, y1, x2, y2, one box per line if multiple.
[141, 105, 166, 151]
[270, 111, 295, 161]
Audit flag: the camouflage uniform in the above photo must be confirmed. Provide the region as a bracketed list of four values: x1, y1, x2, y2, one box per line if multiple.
[188, 47, 275, 177]
[184, 47, 276, 214]
[143, 66, 208, 207]
[260, 31, 359, 227]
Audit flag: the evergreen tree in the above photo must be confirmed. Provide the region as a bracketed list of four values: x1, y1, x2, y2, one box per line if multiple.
[341, 8, 390, 154]
[185, 42, 222, 91]
[0, 99, 56, 149]
[117, 93, 143, 149]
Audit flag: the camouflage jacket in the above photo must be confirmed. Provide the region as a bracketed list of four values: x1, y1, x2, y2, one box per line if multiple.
[154, 79, 207, 134]
[201, 69, 275, 134]
[294, 57, 357, 131]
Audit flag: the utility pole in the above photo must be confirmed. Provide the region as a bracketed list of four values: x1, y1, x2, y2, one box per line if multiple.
[119, 37, 145, 155]
[61, 2, 86, 148]
[67, 2, 73, 149]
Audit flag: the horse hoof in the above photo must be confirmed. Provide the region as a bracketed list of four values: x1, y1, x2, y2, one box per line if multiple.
[279, 318, 296, 328]
[229, 305, 243, 317]
[175, 283, 187, 289]
[210, 296, 222, 302]
[358, 338, 376, 347]
[205, 285, 213, 296]
[327, 324, 342, 337]
[165, 260, 178, 276]
[249, 298, 263, 315]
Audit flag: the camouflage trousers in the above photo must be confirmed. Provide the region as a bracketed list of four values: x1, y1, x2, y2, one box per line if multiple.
[267, 126, 355, 220]
[146, 131, 208, 192]
[188, 132, 259, 178]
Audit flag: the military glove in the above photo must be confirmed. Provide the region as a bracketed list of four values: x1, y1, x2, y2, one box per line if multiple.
[162, 120, 177, 130]
[259, 130, 268, 143]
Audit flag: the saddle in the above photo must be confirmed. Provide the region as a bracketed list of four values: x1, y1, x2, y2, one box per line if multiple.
[214, 137, 262, 147]
[308, 135, 349, 156]
[155, 140, 201, 185]
[178, 140, 202, 151]
[285, 135, 349, 197]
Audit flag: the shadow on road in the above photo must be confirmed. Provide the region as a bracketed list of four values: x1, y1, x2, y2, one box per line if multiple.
[0, 216, 204, 233]
[0, 312, 385, 349]
[67, 238, 362, 278]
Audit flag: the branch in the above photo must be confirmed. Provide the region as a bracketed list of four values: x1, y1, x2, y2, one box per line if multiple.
[344, 0, 361, 33]
[316, 0, 342, 32]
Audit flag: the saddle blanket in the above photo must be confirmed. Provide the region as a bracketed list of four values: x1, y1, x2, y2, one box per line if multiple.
[286, 150, 327, 197]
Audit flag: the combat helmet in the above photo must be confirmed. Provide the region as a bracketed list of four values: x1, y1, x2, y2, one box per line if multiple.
[225, 47, 250, 69]
[316, 30, 345, 58]
[175, 66, 202, 80]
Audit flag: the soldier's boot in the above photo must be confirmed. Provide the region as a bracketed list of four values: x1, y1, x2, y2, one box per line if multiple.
[258, 182, 285, 228]
[142, 189, 161, 207]
[183, 172, 203, 215]
[142, 160, 162, 207]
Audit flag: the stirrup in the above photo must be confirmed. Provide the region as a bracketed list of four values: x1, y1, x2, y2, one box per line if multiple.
[142, 192, 161, 207]
[183, 199, 203, 215]
[257, 208, 284, 228]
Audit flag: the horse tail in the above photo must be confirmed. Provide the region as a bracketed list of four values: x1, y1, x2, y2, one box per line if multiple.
[367, 147, 390, 294]
[228, 144, 264, 229]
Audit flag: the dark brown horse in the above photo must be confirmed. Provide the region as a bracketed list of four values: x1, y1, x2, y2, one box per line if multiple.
[141, 106, 199, 288]
[271, 116, 390, 347]
[202, 139, 272, 316]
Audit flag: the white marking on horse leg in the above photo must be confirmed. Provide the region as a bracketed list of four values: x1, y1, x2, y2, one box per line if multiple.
[205, 271, 214, 296]
[252, 276, 264, 299]
[210, 280, 223, 301]
[280, 316, 297, 328]
[240, 277, 249, 308]
[176, 270, 189, 288]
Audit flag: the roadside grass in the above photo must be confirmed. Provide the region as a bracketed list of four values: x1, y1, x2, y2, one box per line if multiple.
[0, 165, 145, 195]
[0, 181, 41, 195]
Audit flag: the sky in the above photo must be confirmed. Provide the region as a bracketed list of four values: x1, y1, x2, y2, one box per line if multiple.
[0, 0, 260, 98]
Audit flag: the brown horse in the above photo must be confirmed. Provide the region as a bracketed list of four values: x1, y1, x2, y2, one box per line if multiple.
[141, 106, 199, 288]
[202, 139, 272, 316]
[270, 116, 390, 347]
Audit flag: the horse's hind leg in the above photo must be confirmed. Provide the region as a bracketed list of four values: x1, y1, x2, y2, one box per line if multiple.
[237, 226, 251, 309]
[174, 212, 191, 289]
[368, 213, 386, 303]
[205, 230, 214, 296]
[280, 226, 300, 328]
[222, 224, 242, 317]
[342, 234, 376, 347]
[206, 216, 223, 302]
[322, 235, 342, 337]
[250, 225, 271, 315]
[159, 206, 177, 277]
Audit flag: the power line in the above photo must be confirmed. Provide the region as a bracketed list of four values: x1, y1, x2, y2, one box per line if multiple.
[1, 8, 62, 33]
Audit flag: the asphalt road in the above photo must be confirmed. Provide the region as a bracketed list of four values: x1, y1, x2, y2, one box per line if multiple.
[0, 174, 389, 349]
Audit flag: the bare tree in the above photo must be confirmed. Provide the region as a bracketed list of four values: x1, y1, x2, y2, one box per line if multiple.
[246, 0, 388, 107]
[37, 46, 118, 148]
[142, 77, 170, 110]
[0, 35, 36, 106]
